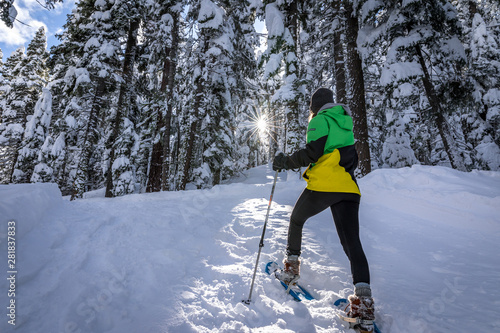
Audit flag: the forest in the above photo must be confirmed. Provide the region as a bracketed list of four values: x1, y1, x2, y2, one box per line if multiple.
[0, 0, 499, 198]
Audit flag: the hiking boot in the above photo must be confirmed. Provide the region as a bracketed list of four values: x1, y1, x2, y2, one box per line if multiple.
[275, 255, 300, 284]
[347, 294, 375, 332]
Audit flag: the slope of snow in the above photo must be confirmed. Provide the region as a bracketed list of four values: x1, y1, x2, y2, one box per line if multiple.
[0, 165, 499, 333]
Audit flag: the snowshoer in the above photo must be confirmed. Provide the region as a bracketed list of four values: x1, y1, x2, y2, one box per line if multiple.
[273, 88, 375, 330]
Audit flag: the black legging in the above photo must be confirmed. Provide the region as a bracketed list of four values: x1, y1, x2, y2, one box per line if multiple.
[287, 188, 370, 285]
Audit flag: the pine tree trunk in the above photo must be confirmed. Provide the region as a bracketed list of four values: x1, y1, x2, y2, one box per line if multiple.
[147, 14, 179, 193]
[161, 13, 179, 191]
[284, 0, 301, 155]
[180, 35, 209, 190]
[345, 2, 371, 176]
[8, 143, 19, 183]
[147, 113, 163, 192]
[180, 84, 202, 190]
[267, 92, 278, 161]
[105, 18, 140, 197]
[468, 1, 477, 16]
[71, 76, 106, 200]
[333, 0, 346, 105]
[415, 44, 465, 171]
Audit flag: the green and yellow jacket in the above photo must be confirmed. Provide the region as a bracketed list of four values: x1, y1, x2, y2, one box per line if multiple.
[288, 103, 360, 194]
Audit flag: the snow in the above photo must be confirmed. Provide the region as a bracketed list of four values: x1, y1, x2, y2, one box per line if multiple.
[483, 88, 500, 121]
[94, 0, 107, 8]
[206, 46, 222, 57]
[213, 34, 233, 53]
[272, 74, 298, 103]
[263, 53, 282, 79]
[1, 165, 499, 332]
[8, 4, 17, 23]
[402, 0, 419, 6]
[440, 36, 466, 62]
[84, 37, 101, 51]
[198, 0, 224, 30]
[359, 0, 383, 22]
[51, 133, 66, 157]
[265, 3, 285, 38]
[2, 123, 24, 140]
[393, 82, 416, 98]
[30, 163, 53, 183]
[111, 156, 130, 171]
[0, 183, 62, 239]
[65, 115, 77, 128]
[380, 62, 422, 86]
[471, 14, 496, 59]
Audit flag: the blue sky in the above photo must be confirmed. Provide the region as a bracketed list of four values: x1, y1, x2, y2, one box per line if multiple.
[0, 0, 75, 61]
[1, 1, 267, 62]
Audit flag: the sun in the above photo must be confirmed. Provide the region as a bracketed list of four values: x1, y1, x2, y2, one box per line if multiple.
[256, 115, 268, 134]
[243, 109, 278, 147]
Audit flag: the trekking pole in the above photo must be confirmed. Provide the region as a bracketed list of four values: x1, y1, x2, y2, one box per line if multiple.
[243, 170, 279, 305]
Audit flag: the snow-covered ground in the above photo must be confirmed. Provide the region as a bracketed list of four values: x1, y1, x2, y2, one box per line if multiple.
[0, 165, 499, 333]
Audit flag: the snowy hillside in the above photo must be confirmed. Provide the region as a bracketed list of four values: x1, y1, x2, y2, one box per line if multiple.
[0, 165, 499, 333]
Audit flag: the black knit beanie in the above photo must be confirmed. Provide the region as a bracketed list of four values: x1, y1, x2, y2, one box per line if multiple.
[310, 88, 334, 114]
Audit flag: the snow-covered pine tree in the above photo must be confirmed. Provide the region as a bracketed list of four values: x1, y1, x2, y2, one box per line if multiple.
[0, 28, 49, 183]
[454, 0, 500, 170]
[0, 47, 26, 183]
[46, 0, 103, 198]
[258, 40, 281, 162]
[27, 88, 55, 183]
[11, 28, 50, 183]
[178, 0, 246, 189]
[381, 108, 419, 168]
[141, 0, 184, 192]
[368, 33, 422, 168]
[177, 0, 208, 190]
[67, 0, 125, 199]
[300, 1, 339, 96]
[332, 0, 347, 104]
[0, 47, 8, 183]
[281, 0, 372, 174]
[355, 22, 387, 169]
[104, 0, 142, 197]
[42, 1, 97, 194]
[193, 0, 238, 187]
[344, 1, 371, 175]
[356, 0, 468, 170]
[41, 67, 73, 192]
[262, 0, 307, 160]
[227, 0, 263, 171]
[262, 0, 307, 157]
[0, 48, 4, 97]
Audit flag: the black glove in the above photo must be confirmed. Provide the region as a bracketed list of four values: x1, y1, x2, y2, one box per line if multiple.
[273, 153, 289, 171]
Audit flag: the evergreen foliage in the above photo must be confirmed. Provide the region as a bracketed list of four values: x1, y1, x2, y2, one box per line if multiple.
[1, 0, 499, 195]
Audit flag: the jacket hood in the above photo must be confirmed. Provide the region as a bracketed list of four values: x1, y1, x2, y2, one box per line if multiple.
[317, 104, 353, 131]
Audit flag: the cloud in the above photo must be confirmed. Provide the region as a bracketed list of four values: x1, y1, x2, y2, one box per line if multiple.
[0, 0, 48, 47]
[53, 0, 75, 15]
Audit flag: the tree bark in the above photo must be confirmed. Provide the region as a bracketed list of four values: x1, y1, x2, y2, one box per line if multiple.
[180, 35, 209, 190]
[147, 13, 180, 192]
[180, 84, 202, 190]
[71, 76, 106, 200]
[415, 44, 464, 170]
[105, 18, 140, 197]
[345, 2, 371, 175]
[161, 13, 179, 191]
[284, 0, 302, 155]
[147, 112, 164, 192]
[333, 0, 346, 104]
